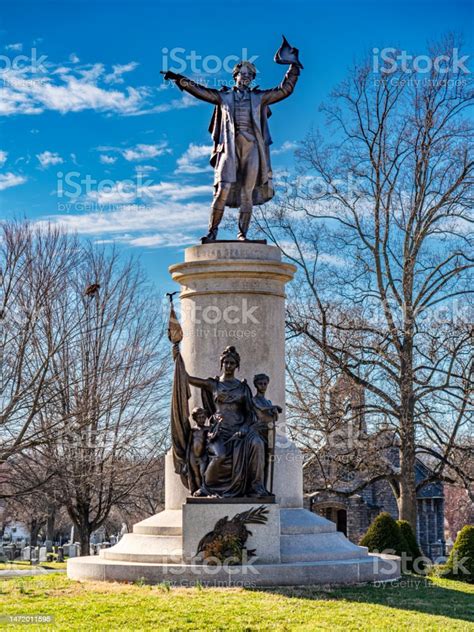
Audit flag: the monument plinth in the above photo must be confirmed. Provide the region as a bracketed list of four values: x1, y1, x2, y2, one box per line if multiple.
[68, 243, 400, 585]
[168, 242, 302, 508]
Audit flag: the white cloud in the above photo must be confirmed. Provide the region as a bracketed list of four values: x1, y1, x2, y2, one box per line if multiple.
[122, 142, 170, 161]
[0, 74, 145, 116]
[0, 172, 27, 191]
[100, 154, 117, 165]
[134, 164, 158, 173]
[279, 238, 347, 267]
[0, 150, 8, 166]
[135, 93, 201, 116]
[87, 182, 137, 206]
[0, 60, 145, 116]
[37, 151, 63, 168]
[83, 179, 209, 206]
[5, 43, 23, 52]
[104, 62, 139, 85]
[0, 55, 200, 117]
[141, 182, 209, 201]
[128, 232, 192, 248]
[41, 201, 209, 247]
[272, 140, 298, 155]
[175, 143, 212, 174]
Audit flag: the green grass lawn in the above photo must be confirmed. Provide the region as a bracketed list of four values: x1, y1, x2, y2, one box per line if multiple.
[0, 573, 472, 631]
[0, 561, 67, 571]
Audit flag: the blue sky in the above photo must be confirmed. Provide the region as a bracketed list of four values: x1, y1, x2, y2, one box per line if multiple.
[0, 0, 472, 292]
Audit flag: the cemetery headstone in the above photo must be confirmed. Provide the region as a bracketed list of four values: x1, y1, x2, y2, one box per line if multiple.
[57, 546, 64, 563]
[31, 547, 39, 565]
[22, 546, 31, 561]
[39, 546, 47, 562]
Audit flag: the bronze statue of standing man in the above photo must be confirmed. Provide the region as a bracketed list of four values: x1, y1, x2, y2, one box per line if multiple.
[162, 37, 302, 241]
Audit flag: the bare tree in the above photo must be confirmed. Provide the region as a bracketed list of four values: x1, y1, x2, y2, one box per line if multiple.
[444, 484, 474, 540]
[0, 222, 83, 468]
[112, 455, 165, 531]
[287, 334, 403, 499]
[259, 36, 473, 528]
[0, 445, 67, 545]
[38, 244, 170, 553]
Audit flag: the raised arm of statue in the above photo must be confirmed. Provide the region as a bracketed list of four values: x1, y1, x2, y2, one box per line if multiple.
[260, 64, 300, 105]
[161, 70, 221, 105]
[187, 373, 215, 392]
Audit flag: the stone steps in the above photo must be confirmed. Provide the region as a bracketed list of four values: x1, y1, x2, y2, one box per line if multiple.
[133, 509, 182, 536]
[99, 507, 369, 566]
[280, 531, 369, 563]
[100, 533, 183, 564]
[68, 553, 401, 585]
[280, 508, 337, 535]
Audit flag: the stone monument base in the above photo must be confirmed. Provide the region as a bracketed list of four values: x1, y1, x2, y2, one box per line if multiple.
[68, 243, 401, 587]
[67, 503, 400, 586]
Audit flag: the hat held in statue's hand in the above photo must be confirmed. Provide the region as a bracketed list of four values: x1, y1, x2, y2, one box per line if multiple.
[274, 35, 303, 69]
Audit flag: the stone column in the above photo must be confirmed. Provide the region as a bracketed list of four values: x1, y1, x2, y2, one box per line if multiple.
[169, 242, 303, 508]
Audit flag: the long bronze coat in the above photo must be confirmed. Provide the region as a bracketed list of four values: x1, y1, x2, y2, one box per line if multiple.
[174, 66, 300, 207]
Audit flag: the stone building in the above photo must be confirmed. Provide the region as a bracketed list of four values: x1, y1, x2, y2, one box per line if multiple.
[302, 374, 446, 560]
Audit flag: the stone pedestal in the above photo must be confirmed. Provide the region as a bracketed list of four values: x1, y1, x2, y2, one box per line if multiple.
[164, 450, 187, 510]
[67, 242, 400, 586]
[182, 501, 281, 564]
[169, 242, 302, 507]
[169, 242, 293, 429]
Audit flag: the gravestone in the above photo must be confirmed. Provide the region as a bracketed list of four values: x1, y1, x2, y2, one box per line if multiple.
[44, 540, 53, 553]
[4, 545, 15, 561]
[57, 546, 64, 563]
[22, 546, 31, 561]
[39, 547, 47, 562]
[31, 547, 39, 565]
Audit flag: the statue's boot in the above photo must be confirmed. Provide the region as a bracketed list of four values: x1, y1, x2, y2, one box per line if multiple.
[237, 210, 252, 241]
[202, 207, 224, 241]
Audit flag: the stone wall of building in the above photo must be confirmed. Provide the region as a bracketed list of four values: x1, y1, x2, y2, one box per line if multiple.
[303, 456, 446, 559]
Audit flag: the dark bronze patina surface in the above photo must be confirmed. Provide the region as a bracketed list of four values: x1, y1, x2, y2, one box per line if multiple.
[161, 36, 302, 241]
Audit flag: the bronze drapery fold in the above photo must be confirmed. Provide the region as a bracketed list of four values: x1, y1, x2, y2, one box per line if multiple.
[168, 300, 191, 488]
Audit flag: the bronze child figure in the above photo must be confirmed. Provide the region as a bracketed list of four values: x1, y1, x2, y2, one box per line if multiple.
[187, 407, 209, 494]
